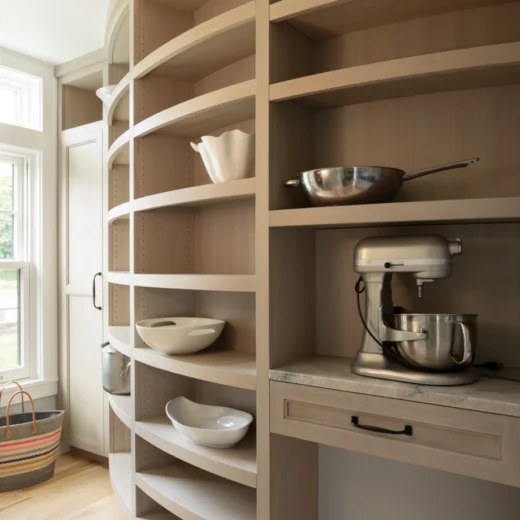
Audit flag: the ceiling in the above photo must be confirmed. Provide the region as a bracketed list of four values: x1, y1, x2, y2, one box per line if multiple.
[0, 0, 111, 65]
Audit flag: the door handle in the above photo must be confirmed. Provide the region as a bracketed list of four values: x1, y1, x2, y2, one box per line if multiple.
[93, 272, 102, 311]
[351, 416, 413, 436]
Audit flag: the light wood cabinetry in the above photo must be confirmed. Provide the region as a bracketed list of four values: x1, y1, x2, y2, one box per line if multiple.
[60, 122, 106, 457]
[271, 381, 520, 488]
[103, 0, 520, 517]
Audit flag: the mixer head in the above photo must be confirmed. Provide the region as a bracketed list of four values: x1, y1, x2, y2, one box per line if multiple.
[354, 234, 463, 298]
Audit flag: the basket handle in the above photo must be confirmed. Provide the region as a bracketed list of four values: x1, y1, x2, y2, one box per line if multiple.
[0, 381, 25, 413]
[6, 391, 36, 439]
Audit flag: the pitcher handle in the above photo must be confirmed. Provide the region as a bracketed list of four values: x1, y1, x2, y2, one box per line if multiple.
[452, 322, 473, 365]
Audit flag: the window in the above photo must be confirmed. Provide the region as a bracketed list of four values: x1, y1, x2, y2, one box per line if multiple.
[0, 154, 31, 381]
[0, 67, 42, 131]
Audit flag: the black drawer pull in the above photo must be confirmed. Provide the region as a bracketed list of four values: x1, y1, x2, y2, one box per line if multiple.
[351, 416, 413, 436]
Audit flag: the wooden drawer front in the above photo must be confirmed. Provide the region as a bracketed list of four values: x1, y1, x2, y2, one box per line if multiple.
[271, 381, 520, 487]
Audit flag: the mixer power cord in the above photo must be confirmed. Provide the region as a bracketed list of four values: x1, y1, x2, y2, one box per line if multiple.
[355, 277, 385, 349]
[355, 277, 406, 365]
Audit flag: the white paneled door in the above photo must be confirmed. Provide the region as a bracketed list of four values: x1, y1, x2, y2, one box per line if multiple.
[61, 122, 104, 456]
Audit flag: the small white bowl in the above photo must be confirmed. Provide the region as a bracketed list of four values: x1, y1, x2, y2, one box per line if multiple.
[166, 397, 253, 448]
[96, 85, 116, 106]
[136, 317, 225, 355]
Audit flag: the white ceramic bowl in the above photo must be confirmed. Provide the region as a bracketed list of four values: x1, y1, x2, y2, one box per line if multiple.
[136, 317, 225, 355]
[191, 129, 255, 183]
[96, 85, 116, 106]
[166, 397, 253, 448]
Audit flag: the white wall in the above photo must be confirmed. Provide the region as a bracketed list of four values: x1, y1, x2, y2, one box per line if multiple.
[1, 396, 57, 416]
[320, 447, 520, 520]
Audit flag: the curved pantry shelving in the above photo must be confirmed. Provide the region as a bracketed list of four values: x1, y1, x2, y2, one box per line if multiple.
[269, 197, 520, 229]
[109, 394, 133, 429]
[136, 418, 257, 488]
[133, 178, 256, 212]
[133, 274, 256, 292]
[108, 130, 130, 167]
[108, 73, 130, 124]
[108, 202, 131, 224]
[270, 42, 520, 107]
[134, 80, 256, 138]
[134, 2, 255, 80]
[106, 0, 130, 55]
[109, 273, 256, 291]
[136, 464, 256, 520]
[108, 326, 132, 357]
[110, 452, 133, 517]
[137, 513, 176, 520]
[135, 348, 256, 390]
[107, 271, 131, 285]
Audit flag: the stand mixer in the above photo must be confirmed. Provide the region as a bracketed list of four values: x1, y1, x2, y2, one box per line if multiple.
[352, 234, 479, 385]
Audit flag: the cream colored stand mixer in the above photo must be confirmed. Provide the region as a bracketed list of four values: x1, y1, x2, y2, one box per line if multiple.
[352, 234, 479, 385]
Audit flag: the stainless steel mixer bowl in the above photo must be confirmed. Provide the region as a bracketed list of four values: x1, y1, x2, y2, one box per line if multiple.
[391, 314, 477, 372]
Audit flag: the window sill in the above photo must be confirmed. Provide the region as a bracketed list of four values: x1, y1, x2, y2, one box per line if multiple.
[0, 378, 58, 405]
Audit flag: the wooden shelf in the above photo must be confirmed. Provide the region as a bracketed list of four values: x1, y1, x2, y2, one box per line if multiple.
[138, 513, 178, 520]
[136, 463, 256, 520]
[108, 130, 130, 167]
[133, 178, 256, 213]
[109, 394, 133, 429]
[133, 274, 256, 292]
[138, 514, 178, 520]
[108, 72, 130, 124]
[269, 197, 520, 229]
[135, 348, 256, 390]
[108, 202, 131, 224]
[134, 80, 255, 139]
[134, 2, 255, 80]
[108, 326, 132, 357]
[270, 43, 520, 107]
[109, 452, 132, 517]
[107, 271, 132, 285]
[270, 0, 514, 40]
[136, 417, 257, 488]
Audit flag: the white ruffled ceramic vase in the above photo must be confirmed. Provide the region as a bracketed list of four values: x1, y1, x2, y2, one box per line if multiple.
[191, 129, 255, 183]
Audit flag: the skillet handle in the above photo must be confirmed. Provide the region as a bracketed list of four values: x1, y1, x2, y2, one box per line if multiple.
[403, 158, 479, 182]
[284, 179, 301, 188]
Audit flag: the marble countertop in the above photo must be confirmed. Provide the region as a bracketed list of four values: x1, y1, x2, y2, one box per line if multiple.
[270, 356, 520, 418]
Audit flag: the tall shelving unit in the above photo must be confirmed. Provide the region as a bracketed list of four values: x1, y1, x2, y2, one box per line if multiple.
[104, 0, 520, 518]
[106, 0, 258, 518]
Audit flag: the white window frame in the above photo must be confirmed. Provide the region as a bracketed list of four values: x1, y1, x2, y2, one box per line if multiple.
[0, 66, 42, 131]
[0, 154, 33, 382]
[0, 47, 57, 403]
[0, 81, 22, 126]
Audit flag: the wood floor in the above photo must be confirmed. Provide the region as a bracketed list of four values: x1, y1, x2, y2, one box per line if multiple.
[0, 453, 128, 520]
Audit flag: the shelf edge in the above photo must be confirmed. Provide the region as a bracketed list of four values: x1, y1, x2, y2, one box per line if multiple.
[133, 178, 256, 212]
[134, 80, 256, 138]
[270, 42, 520, 102]
[134, 2, 255, 79]
[134, 348, 257, 390]
[269, 197, 520, 228]
[135, 420, 257, 488]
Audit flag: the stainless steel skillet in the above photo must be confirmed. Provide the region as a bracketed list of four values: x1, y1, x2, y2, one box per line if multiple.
[284, 158, 479, 206]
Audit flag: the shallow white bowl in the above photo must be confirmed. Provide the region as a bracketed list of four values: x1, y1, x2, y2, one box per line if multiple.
[166, 397, 253, 448]
[136, 317, 225, 355]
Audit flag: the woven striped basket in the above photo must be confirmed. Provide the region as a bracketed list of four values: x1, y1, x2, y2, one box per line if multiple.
[0, 384, 64, 493]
